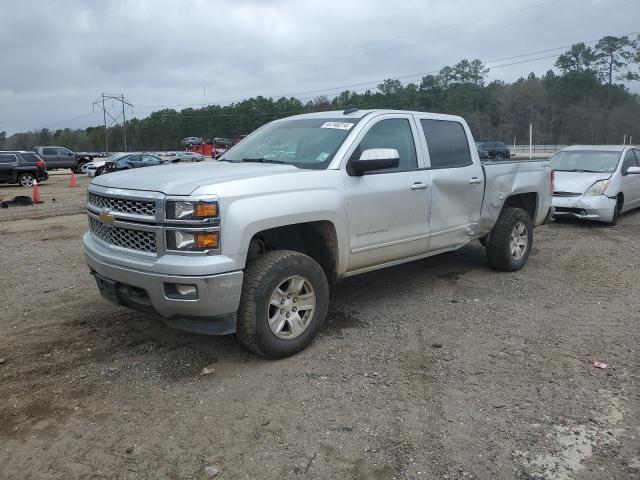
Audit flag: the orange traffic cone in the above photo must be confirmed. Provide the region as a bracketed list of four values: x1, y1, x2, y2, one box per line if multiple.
[32, 179, 42, 203]
[69, 170, 78, 187]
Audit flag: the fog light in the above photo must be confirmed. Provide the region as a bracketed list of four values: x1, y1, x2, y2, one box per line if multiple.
[165, 283, 198, 300]
[176, 284, 197, 297]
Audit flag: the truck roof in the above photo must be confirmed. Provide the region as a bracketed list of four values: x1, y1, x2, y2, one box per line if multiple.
[279, 109, 466, 122]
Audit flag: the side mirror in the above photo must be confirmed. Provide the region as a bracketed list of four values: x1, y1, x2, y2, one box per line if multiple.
[350, 148, 400, 175]
[69, 152, 74, 156]
[626, 166, 640, 175]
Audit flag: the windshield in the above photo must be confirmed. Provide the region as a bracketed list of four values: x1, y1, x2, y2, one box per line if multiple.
[220, 118, 358, 169]
[551, 150, 622, 173]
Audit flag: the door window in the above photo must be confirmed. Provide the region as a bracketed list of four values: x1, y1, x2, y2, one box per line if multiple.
[57, 148, 71, 156]
[351, 118, 417, 172]
[622, 150, 638, 174]
[0, 154, 17, 164]
[420, 119, 472, 168]
[633, 149, 640, 164]
[43, 148, 57, 155]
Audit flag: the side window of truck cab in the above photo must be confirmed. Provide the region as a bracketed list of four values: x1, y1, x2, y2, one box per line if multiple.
[350, 118, 418, 173]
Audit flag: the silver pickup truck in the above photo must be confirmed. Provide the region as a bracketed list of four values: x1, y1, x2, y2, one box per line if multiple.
[83, 109, 553, 358]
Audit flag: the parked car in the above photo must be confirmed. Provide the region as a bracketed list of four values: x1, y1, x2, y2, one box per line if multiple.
[103, 153, 166, 173]
[551, 145, 640, 225]
[477, 147, 490, 159]
[231, 134, 247, 145]
[85, 154, 128, 177]
[476, 142, 511, 160]
[173, 152, 204, 162]
[180, 137, 204, 146]
[84, 109, 552, 358]
[32, 146, 93, 173]
[0, 151, 48, 187]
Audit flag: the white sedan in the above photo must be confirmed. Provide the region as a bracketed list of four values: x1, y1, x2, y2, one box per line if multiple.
[552, 145, 640, 225]
[85, 153, 126, 176]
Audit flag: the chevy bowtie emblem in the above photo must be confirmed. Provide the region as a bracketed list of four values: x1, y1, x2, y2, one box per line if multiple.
[99, 210, 115, 224]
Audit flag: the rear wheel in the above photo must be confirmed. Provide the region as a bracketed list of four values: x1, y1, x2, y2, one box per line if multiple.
[486, 207, 533, 271]
[236, 250, 329, 358]
[18, 173, 35, 187]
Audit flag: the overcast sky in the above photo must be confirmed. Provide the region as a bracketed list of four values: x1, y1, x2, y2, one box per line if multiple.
[1, 0, 639, 134]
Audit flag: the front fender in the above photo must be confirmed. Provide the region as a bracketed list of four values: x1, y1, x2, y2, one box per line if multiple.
[221, 189, 349, 276]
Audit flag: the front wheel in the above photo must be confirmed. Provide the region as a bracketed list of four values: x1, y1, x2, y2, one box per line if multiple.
[486, 207, 533, 271]
[236, 250, 329, 358]
[608, 198, 621, 226]
[77, 162, 89, 174]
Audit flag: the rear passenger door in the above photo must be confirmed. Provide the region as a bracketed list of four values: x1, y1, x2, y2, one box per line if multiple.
[416, 117, 485, 253]
[41, 147, 58, 168]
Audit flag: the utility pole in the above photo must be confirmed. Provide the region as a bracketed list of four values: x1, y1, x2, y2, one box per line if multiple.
[93, 93, 133, 153]
[102, 95, 108, 153]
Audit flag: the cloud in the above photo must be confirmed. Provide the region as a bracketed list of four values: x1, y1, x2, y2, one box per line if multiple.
[1, 0, 638, 133]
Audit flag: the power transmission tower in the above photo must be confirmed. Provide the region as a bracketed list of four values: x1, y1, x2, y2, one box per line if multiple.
[92, 93, 133, 153]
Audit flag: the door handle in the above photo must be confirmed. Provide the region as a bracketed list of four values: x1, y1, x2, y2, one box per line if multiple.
[410, 182, 429, 190]
[469, 177, 483, 185]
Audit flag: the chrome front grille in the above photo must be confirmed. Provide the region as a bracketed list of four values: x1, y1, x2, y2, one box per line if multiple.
[88, 192, 156, 216]
[89, 217, 157, 253]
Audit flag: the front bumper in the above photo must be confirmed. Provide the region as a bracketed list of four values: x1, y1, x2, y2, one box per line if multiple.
[84, 239, 243, 335]
[552, 194, 616, 223]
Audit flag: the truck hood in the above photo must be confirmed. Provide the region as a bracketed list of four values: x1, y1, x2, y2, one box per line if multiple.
[91, 162, 300, 195]
[553, 171, 612, 194]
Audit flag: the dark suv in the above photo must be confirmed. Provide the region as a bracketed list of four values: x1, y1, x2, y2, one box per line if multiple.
[0, 151, 48, 187]
[476, 142, 511, 160]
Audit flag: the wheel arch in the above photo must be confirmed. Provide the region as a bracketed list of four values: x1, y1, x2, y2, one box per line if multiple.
[245, 220, 340, 285]
[502, 192, 538, 222]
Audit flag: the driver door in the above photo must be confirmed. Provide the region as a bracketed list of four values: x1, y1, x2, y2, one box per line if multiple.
[342, 114, 431, 272]
[620, 150, 640, 210]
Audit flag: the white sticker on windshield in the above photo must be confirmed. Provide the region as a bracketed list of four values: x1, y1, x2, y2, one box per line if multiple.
[321, 122, 354, 130]
[316, 152, 330, 161]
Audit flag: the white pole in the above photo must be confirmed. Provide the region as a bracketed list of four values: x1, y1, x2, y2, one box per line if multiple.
[623, 133, 627, 145]
[529, 123, 533, 160]
[630, 136, 633, 145]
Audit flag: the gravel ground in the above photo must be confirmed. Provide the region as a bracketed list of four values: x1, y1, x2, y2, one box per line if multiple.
[1, 174, 639, 479]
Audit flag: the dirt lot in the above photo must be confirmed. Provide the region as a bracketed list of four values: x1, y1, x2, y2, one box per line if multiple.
[1, 174, 639, 479]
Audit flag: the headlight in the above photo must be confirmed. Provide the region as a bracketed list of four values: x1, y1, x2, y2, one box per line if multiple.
[584, 180, 610, 196]
[166, 200, 218, 220]
[167, 230, 219, 251]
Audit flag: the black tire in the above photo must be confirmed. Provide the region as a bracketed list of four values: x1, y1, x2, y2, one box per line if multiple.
[18, 173, 35, 187]
[77, 162, 88, 174]
[236, 250, 329, 358]
[486, 207, 533, 271]
[95, 166, 105, 176]
[609, 198, 621, 226]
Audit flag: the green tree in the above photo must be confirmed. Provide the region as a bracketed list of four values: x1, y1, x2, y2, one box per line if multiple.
[593, 35, 635, 84]
[555, 43, 597, 74]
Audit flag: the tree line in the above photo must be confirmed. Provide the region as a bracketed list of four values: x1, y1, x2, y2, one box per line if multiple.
[3, 34, 640, 152]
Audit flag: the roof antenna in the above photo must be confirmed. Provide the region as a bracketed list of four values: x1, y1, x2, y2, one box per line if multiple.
[343, 106, 358, 115]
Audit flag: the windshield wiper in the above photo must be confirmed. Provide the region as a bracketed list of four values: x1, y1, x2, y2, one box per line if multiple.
[555, 168, 602, 173]
[240, 158, 288, 164]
